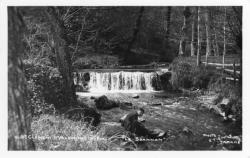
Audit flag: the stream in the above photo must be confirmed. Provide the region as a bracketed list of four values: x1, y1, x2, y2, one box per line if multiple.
[75, 70, 241, 150]
[77, 91, 242, 150]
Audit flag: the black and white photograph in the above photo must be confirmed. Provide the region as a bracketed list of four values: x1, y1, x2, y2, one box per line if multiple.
[2, 0, 248, 154]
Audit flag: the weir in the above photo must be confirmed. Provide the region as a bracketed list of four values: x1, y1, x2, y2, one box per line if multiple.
[74, 69, 167, 93]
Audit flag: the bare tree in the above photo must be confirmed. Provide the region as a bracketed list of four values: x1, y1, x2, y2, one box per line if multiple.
[222, 7, 227, 69]
[231, 6, 242, 87]
[179, 7, 192, 56]
[191, 7, 197, 56]
[127, 7, 145, 52]
[213, 26, 220, 56]
[196, 7, 201, 66]
[8, 7, 35, 150]
[162, 7, 172, 59]
[205, 7, 212, 65]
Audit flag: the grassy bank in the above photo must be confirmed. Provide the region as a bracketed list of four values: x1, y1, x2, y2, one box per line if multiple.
[31, 114, 114, 150]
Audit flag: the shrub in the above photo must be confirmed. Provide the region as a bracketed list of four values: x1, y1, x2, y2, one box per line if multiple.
[158, 72, 171, 91]
[193, 65, 219, 89]
[170, 57, 220, 90]
[24, 63, 57, 116]
[170, 59, 194, 89]
[26, 79, 56, 117]
[24, 62, 68, 110]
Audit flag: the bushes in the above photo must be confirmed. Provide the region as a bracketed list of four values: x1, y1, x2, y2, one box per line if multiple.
[193, 66, 220, 89]
[26, 79, 56, 117]
[157, 72, 171, 91]
[24, 62, 69, 111]
[25, 63, 56, 116]
[170, 57, 220, 90]
[24, 62, 102, 126]
[170, 57, 194, 89]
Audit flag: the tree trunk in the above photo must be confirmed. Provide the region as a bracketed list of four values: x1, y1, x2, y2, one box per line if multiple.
[8, 7, 35, 150]
[179, 7, 192, 56]
[46, 7, 77, 108]
[213, 26, 220, 56]
[205, 7, 212, 65]
[196, 7, 201, 66]
[223, 7, 227, 69]
[210, 10, 219, 57]
[190, 8, 197, 56]
[127, 7, 145, 52]
[232, 7, 242, 88]
[162, 7, 172, 61]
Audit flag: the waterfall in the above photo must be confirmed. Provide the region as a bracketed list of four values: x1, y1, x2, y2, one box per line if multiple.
[75, 71, 160, 92]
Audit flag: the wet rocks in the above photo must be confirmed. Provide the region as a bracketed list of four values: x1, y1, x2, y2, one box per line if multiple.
[90, 96, 96, 100]
[209, 106, 224, 116]
[219, 98, 236, 121]
[151, 128, 166, 138]
[94, 95, 133, 110]
[94, 95, 119, 110]
[132, 94, 139, 99]
[150, 103, 163, 106]
[151, 74, 162, 91]
[220, 98, 230, 107]
[182, 126, 193, 136]
[119, 102, 133, 110]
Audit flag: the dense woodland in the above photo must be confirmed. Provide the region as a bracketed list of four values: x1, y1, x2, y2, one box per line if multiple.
[8, 6, 242, 150]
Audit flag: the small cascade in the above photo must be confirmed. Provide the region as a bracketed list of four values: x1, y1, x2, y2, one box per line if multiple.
[74, 71, 161, 92]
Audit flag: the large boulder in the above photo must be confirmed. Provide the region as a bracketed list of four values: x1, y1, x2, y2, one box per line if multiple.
[83, 72, 90, 82]
[151, 74, 162, 91]
[159, 72, 172, 91]
[75, 84, 84, 92]
[132, 94, 139, 99]
[94, 95, 119, 110]
[151, 128, 167, 138]
[219, 98, 236, 121]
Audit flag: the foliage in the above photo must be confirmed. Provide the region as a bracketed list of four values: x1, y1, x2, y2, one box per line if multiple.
[158, 72, 172, 91]
[192, 66, 220, 89]
[170, 57, 220, 90]
[20, 6, 242, 67]
[170, 57, 196, 89]
[23, 15, 56, 67]
[73, 54, 119, 69]
[26, 78, 56, 117]
[24, 61, 69, 110]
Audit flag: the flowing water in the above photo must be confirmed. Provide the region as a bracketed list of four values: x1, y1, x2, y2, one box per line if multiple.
[75, 71, 160, 93]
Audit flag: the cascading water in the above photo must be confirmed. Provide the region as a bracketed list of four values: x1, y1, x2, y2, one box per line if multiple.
[74, 71, 161, 93]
